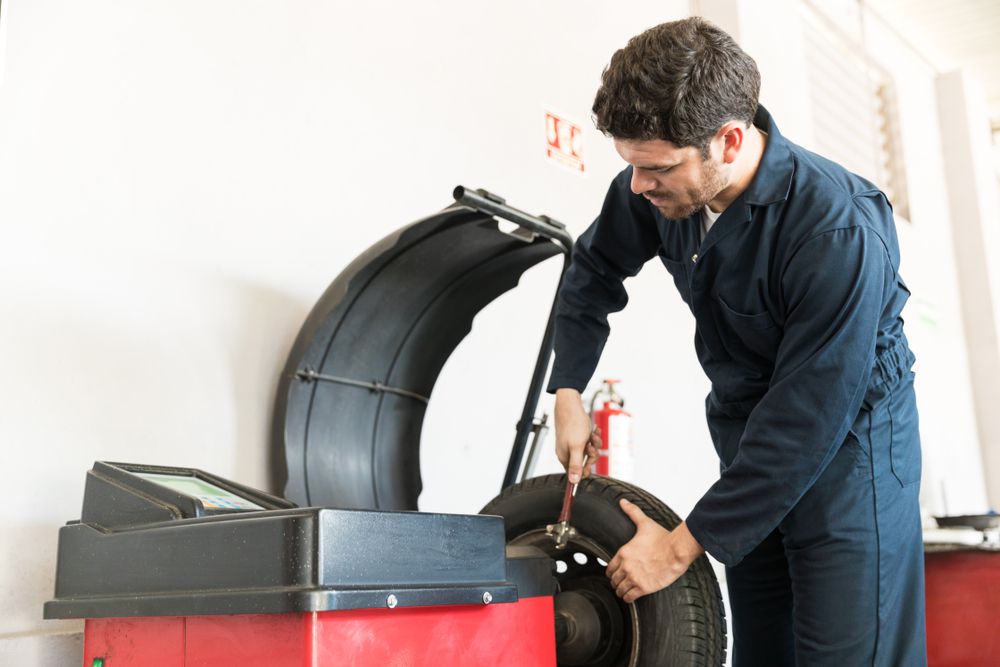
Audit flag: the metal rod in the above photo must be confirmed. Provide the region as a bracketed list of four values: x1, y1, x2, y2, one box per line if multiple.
[296, 368, 430, 404]
[502, 257, 572, 489]
[519, 413, 549, 482]
[451, 184, 575, 492]
[453, 186, 574, 254]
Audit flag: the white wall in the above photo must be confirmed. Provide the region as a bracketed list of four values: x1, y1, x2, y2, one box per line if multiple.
[935, 70, 1000, 509]
[0, 0, 698, 658]
[0, 0, 994, 662]
[856, 9, 990, 516]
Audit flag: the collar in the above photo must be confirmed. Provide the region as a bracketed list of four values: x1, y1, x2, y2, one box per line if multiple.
[742, 104, 794, 206]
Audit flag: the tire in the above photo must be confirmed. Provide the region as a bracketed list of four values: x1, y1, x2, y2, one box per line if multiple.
[481, 474, 726, 667]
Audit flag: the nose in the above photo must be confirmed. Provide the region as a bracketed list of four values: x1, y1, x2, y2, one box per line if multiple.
[630, 168, 654, 195]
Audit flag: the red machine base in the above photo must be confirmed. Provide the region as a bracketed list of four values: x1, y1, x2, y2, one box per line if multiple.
[83, 596, 556, 667]
[925, 549, 1000, 666]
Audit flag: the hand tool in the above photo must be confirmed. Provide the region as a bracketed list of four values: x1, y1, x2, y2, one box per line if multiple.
[547, 449, 594, 550]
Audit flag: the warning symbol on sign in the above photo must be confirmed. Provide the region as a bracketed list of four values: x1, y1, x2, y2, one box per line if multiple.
[545, 111, 585, 173]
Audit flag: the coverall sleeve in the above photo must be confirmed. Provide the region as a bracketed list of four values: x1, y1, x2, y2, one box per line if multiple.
[685, 215, 893, 566]
[546, 168, 662, 393]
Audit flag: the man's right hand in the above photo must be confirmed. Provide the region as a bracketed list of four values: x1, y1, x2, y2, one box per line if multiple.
[554, 388, 600, 483]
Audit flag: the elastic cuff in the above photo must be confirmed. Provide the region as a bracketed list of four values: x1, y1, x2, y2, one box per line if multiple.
[545, 375, 589, 394]
[685, 512, 740, 567]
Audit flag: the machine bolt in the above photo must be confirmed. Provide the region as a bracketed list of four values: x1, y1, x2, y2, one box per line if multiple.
[482, 591, 493, 604]
[386, 594, 398, 609]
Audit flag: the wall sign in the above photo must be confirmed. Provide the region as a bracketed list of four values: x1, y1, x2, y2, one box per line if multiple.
[545, 111, 585, 173]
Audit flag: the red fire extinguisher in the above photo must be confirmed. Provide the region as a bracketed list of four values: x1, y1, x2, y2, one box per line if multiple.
[588, 379, 634, 480]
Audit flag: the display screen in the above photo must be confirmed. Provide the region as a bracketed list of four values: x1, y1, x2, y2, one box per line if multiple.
[134, 472, 264, 511]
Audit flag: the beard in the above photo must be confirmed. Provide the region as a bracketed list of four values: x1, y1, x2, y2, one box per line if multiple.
[650, 158, 728, 221]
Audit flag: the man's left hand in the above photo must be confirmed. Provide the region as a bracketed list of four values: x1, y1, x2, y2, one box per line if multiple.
[606, 499, 706, 603]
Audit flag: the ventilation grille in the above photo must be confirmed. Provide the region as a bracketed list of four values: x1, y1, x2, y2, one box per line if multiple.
[799, 2, 910, 221]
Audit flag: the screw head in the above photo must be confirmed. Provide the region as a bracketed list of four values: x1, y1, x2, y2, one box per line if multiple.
[482, 591, 493, 604]
[386, 594, 398, 609]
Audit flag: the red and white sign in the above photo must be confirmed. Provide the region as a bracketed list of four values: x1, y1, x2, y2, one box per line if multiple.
[545, 111, 585, 172]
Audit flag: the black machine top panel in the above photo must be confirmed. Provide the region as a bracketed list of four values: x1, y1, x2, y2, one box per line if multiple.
[45, 462, 554, 619]
[79, 461, 295, 530]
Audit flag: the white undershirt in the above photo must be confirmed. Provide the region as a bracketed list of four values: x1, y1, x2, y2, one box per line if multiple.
[700, 205, 723, 242]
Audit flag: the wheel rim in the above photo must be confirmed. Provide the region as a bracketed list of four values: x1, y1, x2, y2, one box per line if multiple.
[510, 529, 640, 667]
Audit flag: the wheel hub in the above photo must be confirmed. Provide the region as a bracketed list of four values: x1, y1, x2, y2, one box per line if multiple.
[510, 530, 638, 667]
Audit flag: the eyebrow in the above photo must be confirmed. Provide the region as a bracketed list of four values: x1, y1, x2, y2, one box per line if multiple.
[634, 162, 679, 171]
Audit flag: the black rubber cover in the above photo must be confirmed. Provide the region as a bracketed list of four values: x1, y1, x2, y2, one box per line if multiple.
[272, 198, 565, 510]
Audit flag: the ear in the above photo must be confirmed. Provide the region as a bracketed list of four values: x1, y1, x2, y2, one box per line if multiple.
[715, 121, 747, 165]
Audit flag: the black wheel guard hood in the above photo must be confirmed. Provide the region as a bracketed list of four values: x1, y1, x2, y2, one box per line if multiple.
[272, 188, 571, 510]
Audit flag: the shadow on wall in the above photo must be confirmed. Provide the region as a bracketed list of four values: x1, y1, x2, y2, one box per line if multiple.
[214, 276, 311, 492]
[0, 627, 83, 665]
[0, 523, 83, 647]
[1, 273, 316, 659]
[1, 268, 311, 639]
[26, 269, 311, 492]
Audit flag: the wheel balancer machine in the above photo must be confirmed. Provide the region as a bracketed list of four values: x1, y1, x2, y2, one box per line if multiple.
[45, 461, 557, 666]
[45, 188, 575, 666]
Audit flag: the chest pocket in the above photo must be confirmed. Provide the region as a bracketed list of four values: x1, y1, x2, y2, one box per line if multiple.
[714, 293, 781, 361]
[659, 251, 691, 306]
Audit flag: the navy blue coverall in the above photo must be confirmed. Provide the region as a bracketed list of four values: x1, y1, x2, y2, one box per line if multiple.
[547, 106, 926, 665]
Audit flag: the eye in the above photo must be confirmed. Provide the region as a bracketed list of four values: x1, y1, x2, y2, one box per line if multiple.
[654, 166, 675, 174]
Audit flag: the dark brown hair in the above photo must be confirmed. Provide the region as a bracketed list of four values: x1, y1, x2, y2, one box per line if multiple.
[593, 17, 760, 156]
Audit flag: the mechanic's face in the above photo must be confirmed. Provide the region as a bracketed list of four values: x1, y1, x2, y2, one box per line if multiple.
[614, 137, 729, 220]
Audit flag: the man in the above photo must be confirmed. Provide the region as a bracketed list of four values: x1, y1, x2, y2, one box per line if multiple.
[548, 17, 925, 666]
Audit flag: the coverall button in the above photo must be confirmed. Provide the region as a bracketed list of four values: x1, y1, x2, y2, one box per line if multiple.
[692, 254, 698, 263]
